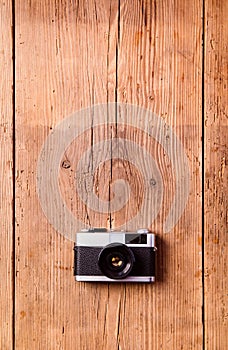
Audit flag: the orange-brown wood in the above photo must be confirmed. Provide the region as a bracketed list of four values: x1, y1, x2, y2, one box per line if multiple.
[15, 1, 119, 349]
[115, 1, 203, 348]
[204, 0, 228, 348]
[0, 1, 13, 348]
[11, 0, 226, 349]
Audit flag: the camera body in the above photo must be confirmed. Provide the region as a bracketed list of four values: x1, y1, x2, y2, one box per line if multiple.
[74, 228, 156, 282]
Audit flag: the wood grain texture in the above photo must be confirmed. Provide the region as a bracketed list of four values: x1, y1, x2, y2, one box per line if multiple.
[15, 1, 119, 349]
[115, 1, 202, 348]
[15, 1, 204, 349]
[204, 0, 228, 349]
[0, 1, 13, 349]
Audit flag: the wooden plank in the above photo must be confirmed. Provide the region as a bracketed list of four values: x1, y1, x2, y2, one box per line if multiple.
[15, 1, 119, 349]
[204, 0, 228, 348]
[15, 0, 203, 349]
[115, 0, 203, 348]
[0, 1, 13, 349]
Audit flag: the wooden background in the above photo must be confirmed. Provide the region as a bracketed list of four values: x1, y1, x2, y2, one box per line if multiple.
[0, 0, 227, 349]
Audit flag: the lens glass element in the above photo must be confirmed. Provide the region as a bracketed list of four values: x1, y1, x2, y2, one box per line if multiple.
[111, 256, 123, 267]
[98, 243, 135, 280]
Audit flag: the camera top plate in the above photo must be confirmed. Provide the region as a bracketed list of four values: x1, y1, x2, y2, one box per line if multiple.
[76, 228, 155, 248]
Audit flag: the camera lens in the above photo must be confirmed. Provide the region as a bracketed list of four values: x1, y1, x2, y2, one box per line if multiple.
[98, 243, 135, 280]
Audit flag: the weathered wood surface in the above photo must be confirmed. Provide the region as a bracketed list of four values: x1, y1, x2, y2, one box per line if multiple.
[11, 0, 227, 349]
[0, 1, 13, 349]
[15, 1, 119, 349]
[114, 1, 203, 349]
[204, 0, 228, 349]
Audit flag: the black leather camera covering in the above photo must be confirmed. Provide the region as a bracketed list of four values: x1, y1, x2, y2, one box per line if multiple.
[74, 245, 156, 277]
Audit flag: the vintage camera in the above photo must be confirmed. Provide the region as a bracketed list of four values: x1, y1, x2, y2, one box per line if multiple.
[74, 228, 156, 282]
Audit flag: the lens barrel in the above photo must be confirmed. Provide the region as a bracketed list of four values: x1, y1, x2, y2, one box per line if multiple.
[98, 243, 135, 279]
